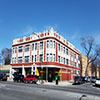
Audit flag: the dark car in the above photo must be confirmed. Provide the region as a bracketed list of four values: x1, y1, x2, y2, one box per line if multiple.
[24, 75, 38, 84]
[91, 77, 96, 83]
[81, 77, 86, 83]
[13, 74, 24, 82]
[0, 74, 7, 81]
[74, 76, 82, 84]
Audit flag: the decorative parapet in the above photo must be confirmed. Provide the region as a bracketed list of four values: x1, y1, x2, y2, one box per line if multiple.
[12, 27, 80, 54]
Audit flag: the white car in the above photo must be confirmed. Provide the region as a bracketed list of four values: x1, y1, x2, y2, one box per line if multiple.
[95, 78, 100, 86]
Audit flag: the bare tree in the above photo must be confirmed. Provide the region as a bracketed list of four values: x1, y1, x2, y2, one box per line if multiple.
[0, 48, 11, 65]
[81, 36, 100, 77]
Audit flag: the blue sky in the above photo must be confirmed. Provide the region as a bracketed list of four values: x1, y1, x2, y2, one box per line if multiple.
[0, 0, 100, 54]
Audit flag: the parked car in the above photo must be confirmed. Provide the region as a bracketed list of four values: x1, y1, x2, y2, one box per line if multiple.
[24, 75, 38, 84]
[95, 78, 100, 86]
[81, 77, 86, 83]
[0, 74, 7, 81]
[13, 74, 24, 82]
[91, 77, 96, 83]
[74, 76, 82, 84]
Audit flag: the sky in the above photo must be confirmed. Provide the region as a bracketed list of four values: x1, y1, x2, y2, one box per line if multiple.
[0, 0, 100, 54]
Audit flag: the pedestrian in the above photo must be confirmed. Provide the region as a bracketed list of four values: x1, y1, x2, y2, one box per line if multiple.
[55, 75, 59, 85]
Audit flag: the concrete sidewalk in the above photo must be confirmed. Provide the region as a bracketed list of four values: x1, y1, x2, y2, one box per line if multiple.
[37, 80, 73, 86]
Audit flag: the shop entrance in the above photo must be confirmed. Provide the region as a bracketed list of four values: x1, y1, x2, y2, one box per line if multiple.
[37, 67, 60, 82]
[48, 68, 60, 82]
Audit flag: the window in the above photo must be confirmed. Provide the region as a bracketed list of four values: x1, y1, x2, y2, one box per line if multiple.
[39, 54, 43, 62]
[12, 57, 16, 64]
[25, 56, 29, 63]
[66, 59, 69, 65]
[25, 45, 30, 52]
[13, 47, 17, 53]
[53, 41, 55, 48]
[40, 42, 43, 49]
[58, 43, 60, 51]
[47, 40, 49, 48]
[66, 48, 68, 55]
[32, 55, 34, 62]
[18, 46, 23, 52]
[72, 61, 73, 66]
[78, 56, 80, 60]
[75, 54, 76, 59]
[58, 56, 60, 63]
[35, 55, 37, 62]
[78, 64, 80, 68]
[35, 43, 37, 50]
[75, 70, 77, 74]
[61, 57, 63, 63]
[64, 58, 65, 64]
[61, 46, 63, 52]
[75, 62, 77, 67]
[63, 47, 65, 53]
[32, 44, 34, 50]
[18, 57, 22, 63]
[71, 52, 74, 58]
[50, 40, 53, 48]
[46, 54, 49, 62]
[53, 54, 55, 62]
[50, 54, 52, 62]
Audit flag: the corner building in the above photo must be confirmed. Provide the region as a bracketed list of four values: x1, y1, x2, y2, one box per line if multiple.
[11, 28, 80, 81]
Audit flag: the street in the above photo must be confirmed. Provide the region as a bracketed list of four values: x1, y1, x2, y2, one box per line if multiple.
[0, 81, 100, 100]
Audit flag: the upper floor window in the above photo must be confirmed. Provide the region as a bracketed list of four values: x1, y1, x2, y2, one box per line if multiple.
[53, 54, 55, 62]
[25, 45, 30, 52]
[72, 61, 73, 66]
[40, 41, 43, 49]
[13, 47, 17, 54]
[75, 54, 76, 59]
[25, 56, 29, 63]
[18, 46, 23, 53]
[66, 59, 69, 65]
[32, 44, 34, 50]
[50, 53, 52, 62]
[58, 43, 60, 51]
[35, 43, 37, 50]
[78, 64, 80, 68]
[35, 55, 37, 62]
[78, 56, 80, 60]
[46, 54, 49, 62]
[75, 62, 77, 67]
[50, 40, 53, 48]
[71, 52, 74, 58]
[12, 57, 16, 64]
[39, 54, 43, 62]
[53, 41, 55, 48]
[47, 40, 49, 48]
[18, 57, 22, 63]
[63, 47, 65, 53]
[64, 58, 65, 64]
[58, 56, 60, 63]
[32, 55, 34, 62]
[66, 48, 68, 55]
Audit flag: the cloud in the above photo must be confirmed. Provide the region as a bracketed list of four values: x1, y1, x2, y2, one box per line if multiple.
[18, 25, 37, 37]
[44, 24, 58, 31]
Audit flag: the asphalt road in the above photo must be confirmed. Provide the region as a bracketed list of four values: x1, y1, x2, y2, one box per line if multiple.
[0, 81, 100, 100]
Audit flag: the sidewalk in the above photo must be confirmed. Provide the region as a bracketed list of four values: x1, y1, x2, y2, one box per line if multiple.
[37, 80, 73, 86]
